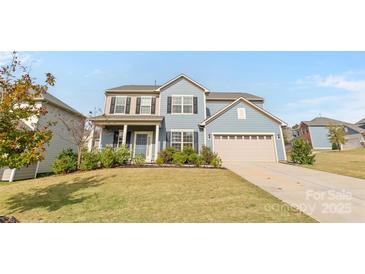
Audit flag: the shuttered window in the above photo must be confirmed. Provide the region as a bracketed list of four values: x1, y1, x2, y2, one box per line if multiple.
[140, 96, 152, 114]
[171, 95, 194, 114]
[171, 130, 194, 151]
[114, 96, 127, 114]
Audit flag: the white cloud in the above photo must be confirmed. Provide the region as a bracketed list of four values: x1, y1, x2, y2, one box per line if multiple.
[298, 72, 365, 92]
[284, 72, 365, 124]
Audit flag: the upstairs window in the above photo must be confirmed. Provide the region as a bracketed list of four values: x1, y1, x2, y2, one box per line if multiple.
[172, 95, 193, 114]
[115, 96, 126, 114]
[140, 97, 152, 114]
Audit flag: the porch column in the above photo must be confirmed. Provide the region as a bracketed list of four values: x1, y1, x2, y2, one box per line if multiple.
[88, 125, 95, 152]
[122, 124, 128, 145]
[98, 127, 103, 149]
[154, 124, 159, 160]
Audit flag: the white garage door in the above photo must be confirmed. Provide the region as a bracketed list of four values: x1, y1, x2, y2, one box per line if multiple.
[213, 134, 277, 162]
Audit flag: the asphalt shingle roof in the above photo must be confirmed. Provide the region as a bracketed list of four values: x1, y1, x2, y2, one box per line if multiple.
[41, 92, 85, 118]
[107, 85, 161, 91]
[206, 92, 264, 101]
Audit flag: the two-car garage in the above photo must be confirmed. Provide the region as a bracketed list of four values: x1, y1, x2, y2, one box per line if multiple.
[212, 134, 277, 162]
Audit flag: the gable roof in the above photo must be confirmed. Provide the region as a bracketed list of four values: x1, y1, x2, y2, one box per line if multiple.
[156, 74, 209, 93]
[302, 117, 365, 134]
[357, 117, 365, 125]
[200, 97, 287, 126]
[206, 92, 264, 101]
[39, 92, 85, 118]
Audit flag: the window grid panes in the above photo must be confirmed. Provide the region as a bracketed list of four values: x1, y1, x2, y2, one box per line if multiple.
[172, 96, 193, 114]
[115, 97, 126, 114]
[171, 131, 194, 151]
[140, 97, 152, 114]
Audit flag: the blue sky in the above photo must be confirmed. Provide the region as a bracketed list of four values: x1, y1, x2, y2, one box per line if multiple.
[1, 51, 365, 126]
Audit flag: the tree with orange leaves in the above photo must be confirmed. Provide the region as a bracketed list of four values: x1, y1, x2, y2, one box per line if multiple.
[0, 52, 56, 169]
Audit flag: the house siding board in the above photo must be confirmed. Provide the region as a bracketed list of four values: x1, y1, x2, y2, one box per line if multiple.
[206, 102, 230, 117]
[159, 78, 205, 150]
[13, 164, 37, 181]
[37, 103, 84, 174]
[308, 126, 332, 149]
[205, 101, 286, 161]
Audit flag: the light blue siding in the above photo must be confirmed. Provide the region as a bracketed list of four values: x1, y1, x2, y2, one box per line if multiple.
[308, 126, 332, 149]
[206, 101, 229, 117]
[205, 100, 286, 161]
[207, 100, 263, 117]
[160, 78, 206, 151]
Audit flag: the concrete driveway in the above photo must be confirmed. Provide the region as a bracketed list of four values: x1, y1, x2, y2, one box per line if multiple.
[225, 162, 365, 222]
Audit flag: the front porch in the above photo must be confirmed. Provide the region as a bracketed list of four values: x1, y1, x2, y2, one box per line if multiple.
[89, 115, 164, 162]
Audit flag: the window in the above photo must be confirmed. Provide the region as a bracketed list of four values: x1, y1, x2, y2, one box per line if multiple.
[171, 130, 194, 151]
[237, 108, 246, 119]
[115, 96, 126, 114]
[172, 96, 193, 114]
[140, 97, 152, 114]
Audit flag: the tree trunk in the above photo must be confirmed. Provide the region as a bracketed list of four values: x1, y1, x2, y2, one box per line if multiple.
[77, 146, 82, 169]
[338, 142, 341, 151]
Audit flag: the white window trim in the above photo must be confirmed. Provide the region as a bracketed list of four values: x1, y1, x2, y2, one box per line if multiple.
[170, 129, 194, 151]
[237, 108, 246, 119]
[171, 95, 194, 115]
[113, 96, 127, 114]
[139, 96, 153, 115]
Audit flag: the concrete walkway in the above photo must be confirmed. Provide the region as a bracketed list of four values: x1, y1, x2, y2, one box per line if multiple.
[225, 162, 365, 222]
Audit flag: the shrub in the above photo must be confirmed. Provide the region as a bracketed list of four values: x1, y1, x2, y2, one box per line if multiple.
[52, 149, 78, 174]
[210, 154, 222, 168]
[134, 154, 146, 166]
[193, 155, 205, 167]
[114, 145, 130, 165]
[172, 151, 188, 166]
[332, 143, 340, 150]
[100, 147, 116, 168]
[158, 147, 176, 164]
[181, 147, 196, 164]
[155, 156, 164, 166]
[290, 138, 315, 165]
[80, 149, 100, 170]
[201, 145, 215, 165]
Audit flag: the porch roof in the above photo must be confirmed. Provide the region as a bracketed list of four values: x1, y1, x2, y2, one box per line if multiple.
[90, 114, 164, 126]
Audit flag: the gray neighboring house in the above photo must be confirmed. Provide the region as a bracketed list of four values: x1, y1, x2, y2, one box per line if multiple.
[90, 74, 287, 163]
[357, 118, 365, 130]
[0, 92, 85, 182]
[299, 117, 365, 150]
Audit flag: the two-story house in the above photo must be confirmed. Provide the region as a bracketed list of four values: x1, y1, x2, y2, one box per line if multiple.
[90, 74, 287, 162]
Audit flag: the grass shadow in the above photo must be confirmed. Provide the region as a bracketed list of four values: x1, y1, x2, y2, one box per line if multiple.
[5, 175, 115, 213]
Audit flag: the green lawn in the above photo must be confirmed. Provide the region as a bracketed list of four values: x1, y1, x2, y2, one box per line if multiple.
[0, 168, 314, 222]
[306, 148, 365, 179]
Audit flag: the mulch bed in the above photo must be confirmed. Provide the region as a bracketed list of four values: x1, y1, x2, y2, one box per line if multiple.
[0, 216, 20, 223]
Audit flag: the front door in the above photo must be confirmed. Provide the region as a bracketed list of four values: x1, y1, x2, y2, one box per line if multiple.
[133, 131, 153, 162]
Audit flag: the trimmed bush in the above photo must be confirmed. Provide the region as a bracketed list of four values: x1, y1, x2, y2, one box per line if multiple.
[155, 156, 164, 166]
[52, 149, 78, 174]
[157, 147, 177, 164]
[134, 154, 146, 166]
[193, 155, 205, 167]
[115, 145, 130, 165]
[210, 154, 222, 168]
[172, 151, 188, 166]
[100, 147, 116, 168]
[201, 145, 215, 165]
[290, 138, 315, 165]
[80, 149, 100, 170]
[181, 147, 196, 164]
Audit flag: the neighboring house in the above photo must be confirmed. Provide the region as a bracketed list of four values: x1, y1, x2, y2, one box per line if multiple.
[299, 117, 365, 150]
[0, 93, 85, 182]
[90, 74, 287, 163]
[356, 118, 365, 130]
